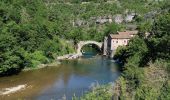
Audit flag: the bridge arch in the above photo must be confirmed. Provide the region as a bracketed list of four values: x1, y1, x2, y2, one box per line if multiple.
[77, 41, 103, 55]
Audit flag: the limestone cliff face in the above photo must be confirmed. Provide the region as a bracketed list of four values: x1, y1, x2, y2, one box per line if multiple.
[72, 13, 136, 27]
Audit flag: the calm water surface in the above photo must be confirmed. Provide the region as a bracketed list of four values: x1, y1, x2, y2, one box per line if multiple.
[0, 47, 120, 100]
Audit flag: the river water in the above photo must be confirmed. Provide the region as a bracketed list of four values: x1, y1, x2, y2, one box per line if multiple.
[0, 46, 120, 100]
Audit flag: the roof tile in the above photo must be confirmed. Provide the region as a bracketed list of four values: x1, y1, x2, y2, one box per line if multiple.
[109, 30, 138, 39]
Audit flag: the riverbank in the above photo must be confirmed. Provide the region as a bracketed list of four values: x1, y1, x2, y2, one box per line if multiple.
[23, 53, 82, 71]
[57, 53, 82, 60]
[23, 61, 61, 71]
[73, 82, 115, 100]
[0, 55, 120, 99]
[79, 61, 170, 100]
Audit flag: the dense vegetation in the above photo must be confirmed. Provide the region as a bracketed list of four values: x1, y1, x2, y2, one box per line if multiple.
[79, 7, 170, 100]
[1, 0, 165, 75]
[113, 13, 170, 100]
[0, 0, 169, 99]
[0, 0, 77, 75]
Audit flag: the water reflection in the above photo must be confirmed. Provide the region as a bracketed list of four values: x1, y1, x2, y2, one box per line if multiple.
[0, 46, 120, 100]
[36, 56, 120, 100]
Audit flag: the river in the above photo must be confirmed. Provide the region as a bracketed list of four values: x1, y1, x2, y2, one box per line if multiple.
[0, 45, 120, 100]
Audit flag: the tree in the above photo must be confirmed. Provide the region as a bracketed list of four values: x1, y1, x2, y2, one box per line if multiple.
[149, 13, 170, 61]
[104, 23, 124, 36]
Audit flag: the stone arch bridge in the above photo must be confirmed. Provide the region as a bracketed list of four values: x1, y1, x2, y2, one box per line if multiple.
[77, 41, 103, 55]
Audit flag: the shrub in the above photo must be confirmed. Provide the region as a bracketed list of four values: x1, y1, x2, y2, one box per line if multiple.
[23, 51, 48, 68]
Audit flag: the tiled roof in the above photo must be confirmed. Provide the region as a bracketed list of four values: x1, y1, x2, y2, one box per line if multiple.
[109, 30, 138, 39]
[110, 34, 131, 39]
[118, 30, 138, 35]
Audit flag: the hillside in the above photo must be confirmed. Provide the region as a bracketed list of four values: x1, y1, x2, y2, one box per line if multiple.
[0, 0, 169, 76]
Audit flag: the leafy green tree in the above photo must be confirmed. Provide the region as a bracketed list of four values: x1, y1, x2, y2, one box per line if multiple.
[138, 21, 152, 36]
[149, 13, 170, 61]
[104, 23, 124, 36]
[0, 32, 24, 75]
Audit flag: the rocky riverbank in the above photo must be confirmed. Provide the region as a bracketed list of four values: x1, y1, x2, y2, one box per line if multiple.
[57, 53, 82, 60]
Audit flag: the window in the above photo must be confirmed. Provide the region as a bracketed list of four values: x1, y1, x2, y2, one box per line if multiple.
[116, 41, 118, 43]
[124, 40, 126, 43]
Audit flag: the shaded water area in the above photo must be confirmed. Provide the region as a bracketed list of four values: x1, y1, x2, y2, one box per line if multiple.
[0, 45, 120, 100]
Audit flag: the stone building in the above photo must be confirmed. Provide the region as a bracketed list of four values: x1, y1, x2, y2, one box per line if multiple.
[103, 31, 138, 57]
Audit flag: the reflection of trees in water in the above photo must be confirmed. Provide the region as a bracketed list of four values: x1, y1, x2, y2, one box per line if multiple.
[58, 57, 119, 87]
[67, 56, 115, 77]
[61, 58, 98, 77]
[78, 58, 97, 65]
[0, 56, 120, 99]
[60, 64, 74, 86]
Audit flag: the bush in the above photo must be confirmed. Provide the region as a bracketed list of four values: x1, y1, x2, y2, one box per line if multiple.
[40, 36, 75, 58]
[73, 84, 113, 100]
[113, 46, 127, 63]
[23, 51, 48, 68]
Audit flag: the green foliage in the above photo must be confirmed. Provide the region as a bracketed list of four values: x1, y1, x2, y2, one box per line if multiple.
[0, 31, 24, 75]
[39, 36, 75, 57]
[159, 81, 170, 100]
[0, 0, 168, 76]
[75, 2, 169, 99]
[113, 46, 127, 63]
[124, 64, 144, 89]
[114, 36, 148, 66]
[0, 1, 169, 99]
[73, 84, 113, 100]
[128, 37, 148, 56]
[149, 13, 170, 61]
[135, 85, 160, 100]
[138, 21, 152, 37]
[119, 77, 127, 99]
[30, 51, 48, 67]
[113, 12, 170, 100]
[104, 23, 124, 36]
